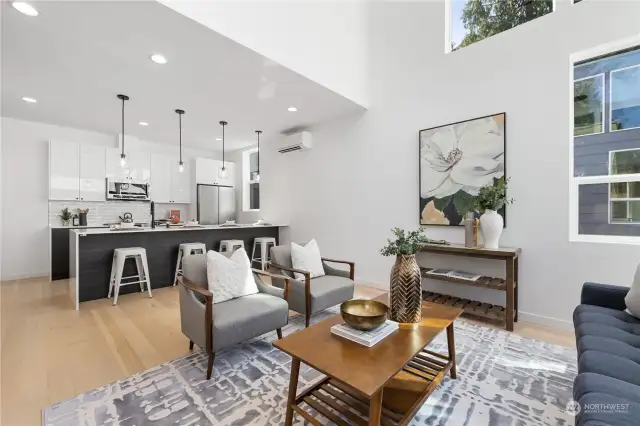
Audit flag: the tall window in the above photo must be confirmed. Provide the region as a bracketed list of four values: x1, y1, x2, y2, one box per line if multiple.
[449, 0, 553, 51]
[572, 45, 640, 240]
[242, 148, 259, 211]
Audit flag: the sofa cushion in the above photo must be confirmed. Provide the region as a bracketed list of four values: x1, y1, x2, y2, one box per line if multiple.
[285, 275, 355, 315]
[211, 293, 288, 351]
[574, 304, 640, 327]
[578, 335, 640, 363]
[578, 350, 640, 387]
[576, 391, 640, 426]
[575, 322, 640, 348]
[574, 373, 640, 404]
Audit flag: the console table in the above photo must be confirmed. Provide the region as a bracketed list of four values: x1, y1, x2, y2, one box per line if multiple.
[418, 243, 521, 331]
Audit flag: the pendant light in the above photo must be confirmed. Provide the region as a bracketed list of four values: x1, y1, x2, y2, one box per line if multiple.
[117, 94, 129, 168]
[255, 130, 262, 182]
[219, 120, 228, 178]
[175, 109, 185, 172]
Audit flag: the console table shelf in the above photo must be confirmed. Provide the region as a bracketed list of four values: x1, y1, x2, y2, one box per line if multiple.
[418, 243, 521, 331]
[422, 290, 510, 321]
[420, 267, 512, 291]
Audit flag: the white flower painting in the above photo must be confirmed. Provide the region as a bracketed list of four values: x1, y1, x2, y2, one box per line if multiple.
[419, 113, 505, 226]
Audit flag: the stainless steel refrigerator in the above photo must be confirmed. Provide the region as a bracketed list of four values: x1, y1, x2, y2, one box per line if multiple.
[197, 184, 236, 225]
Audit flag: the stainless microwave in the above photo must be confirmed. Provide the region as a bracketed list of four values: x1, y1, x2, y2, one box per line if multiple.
[106, 179, 150, 201]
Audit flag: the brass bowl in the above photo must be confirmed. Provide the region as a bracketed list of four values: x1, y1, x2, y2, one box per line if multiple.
[340, 300, 389, 331]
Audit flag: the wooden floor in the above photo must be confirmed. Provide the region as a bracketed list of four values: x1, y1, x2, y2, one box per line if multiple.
[0, 276, 575, 426]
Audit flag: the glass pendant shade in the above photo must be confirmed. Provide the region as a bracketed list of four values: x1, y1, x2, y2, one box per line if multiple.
[218, 166, 228, 178]
[178, 161, 184, 173]
[120, 153, 127, 168]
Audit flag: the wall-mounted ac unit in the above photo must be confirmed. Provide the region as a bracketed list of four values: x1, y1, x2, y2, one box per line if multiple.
[278, 131, 312, 154]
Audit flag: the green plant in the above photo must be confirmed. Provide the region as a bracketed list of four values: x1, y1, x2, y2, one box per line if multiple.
[475, 177, 514, 212]
[59, 208, 73, 223]
[380, 227, 447, 256]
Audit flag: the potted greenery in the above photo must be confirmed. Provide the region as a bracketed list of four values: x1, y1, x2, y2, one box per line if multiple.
[58, 208, 73, 226]
[475, 178, 514, 249]
[380, 228, 446, 323]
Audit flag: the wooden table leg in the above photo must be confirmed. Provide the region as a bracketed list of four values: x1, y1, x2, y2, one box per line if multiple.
[506, 258, 515, 332]
[368, 388, 383, 426]
[446, 323, 457, 379]
[284, 357, 301, 426]
[514, 256, 519, 323]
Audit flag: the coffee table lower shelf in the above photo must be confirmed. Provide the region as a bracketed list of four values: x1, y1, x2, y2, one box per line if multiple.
[290, 349, 454, 426]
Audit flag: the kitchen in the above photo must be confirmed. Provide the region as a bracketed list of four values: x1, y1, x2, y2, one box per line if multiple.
[48, 110, 288, 309]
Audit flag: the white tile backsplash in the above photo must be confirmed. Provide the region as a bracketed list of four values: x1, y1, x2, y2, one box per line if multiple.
[48, 201, 188, 226]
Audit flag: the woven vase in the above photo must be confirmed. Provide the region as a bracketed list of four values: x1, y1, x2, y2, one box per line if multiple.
[389, 254, 422, 323]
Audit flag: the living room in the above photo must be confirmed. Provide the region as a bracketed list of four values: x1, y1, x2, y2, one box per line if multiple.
[2, 0, 640, 425]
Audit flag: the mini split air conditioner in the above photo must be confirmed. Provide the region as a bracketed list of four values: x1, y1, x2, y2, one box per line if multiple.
[277, 131, 312, 154]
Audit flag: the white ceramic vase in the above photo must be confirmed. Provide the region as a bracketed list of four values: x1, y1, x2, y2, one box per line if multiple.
[479, 209, 503, 249]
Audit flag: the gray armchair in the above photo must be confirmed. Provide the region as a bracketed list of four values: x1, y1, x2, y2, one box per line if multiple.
[270, 245, 355, 327]
[178, 254, 291, 380]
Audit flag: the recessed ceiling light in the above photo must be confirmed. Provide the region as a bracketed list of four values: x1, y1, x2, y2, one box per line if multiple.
[216, 137, 222, 141]
[150, 54, 167, 64]
[139, 121, 149, 126]
[12, 2, 38, 16]
[288, 106, 298, 112]
[22, 97, 37, 103]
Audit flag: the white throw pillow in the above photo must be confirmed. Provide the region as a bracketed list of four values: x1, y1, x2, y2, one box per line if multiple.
[625, 263, 640, 318]
[206, 248, 258, 304]
[291, 239, 325, 281]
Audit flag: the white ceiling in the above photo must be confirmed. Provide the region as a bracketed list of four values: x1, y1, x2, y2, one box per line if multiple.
[1, 1, 364, 151]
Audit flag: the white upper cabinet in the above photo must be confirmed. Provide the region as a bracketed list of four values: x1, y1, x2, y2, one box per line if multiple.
[79, 145, 106, 201]
[128, 150, 151, 183]
[150, 154, 191, 204]
[50, 141, 80, 201]
[105, 148, 130, 181]
[171, 160, 191, 204]
[195, 158, 235, 187]
[150, 154, 172, 203]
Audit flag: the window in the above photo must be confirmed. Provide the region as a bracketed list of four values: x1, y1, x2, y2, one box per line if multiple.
[448, 0, 553, 52]
[242, 148, 259, 211]
[571, 43, 640, 241]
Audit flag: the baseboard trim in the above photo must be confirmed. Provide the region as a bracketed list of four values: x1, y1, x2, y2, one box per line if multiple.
[1, 271, 49, 282]
[516, 311, 574, 332]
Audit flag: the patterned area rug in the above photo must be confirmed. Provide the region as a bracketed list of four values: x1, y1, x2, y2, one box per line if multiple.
[43, 309, 577, 426]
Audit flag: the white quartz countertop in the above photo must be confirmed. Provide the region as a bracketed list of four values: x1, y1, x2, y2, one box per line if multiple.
[71, 224, 287, 235]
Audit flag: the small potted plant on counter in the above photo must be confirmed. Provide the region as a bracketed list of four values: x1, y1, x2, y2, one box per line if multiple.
[59, 208, 73, 226]
[475, 178, 514, 249]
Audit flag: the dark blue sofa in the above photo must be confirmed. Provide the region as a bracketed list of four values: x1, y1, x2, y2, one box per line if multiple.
[573, 282, 640, 425]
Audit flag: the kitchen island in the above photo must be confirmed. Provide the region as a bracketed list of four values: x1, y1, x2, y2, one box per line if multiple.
[68, 224, 285, 309]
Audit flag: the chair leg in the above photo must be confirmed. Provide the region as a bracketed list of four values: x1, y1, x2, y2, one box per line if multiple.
[141, 254, 152, 298]
[113, 255, 125, 306]
[206, 352, 215, 380]
[174, 249, 183, 286]
[277, 328, 283, 339]
[305, 314, 310, 328]
[189, 340, 194, 351]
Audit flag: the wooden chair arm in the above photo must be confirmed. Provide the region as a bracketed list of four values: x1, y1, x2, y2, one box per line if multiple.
[321, 258, 355, 281]
[252, 268, 291, 300]
[178, 276, 213, 302]
[270, 262, 311, 281]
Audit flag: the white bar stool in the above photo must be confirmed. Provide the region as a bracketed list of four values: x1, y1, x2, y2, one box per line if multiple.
[174, 242, 207, 286]
[251, 237, 276, 270]
[108, 247, 152, 305]
[219, 239, 245, 254]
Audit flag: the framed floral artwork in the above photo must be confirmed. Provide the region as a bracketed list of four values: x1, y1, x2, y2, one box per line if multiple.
[419, 113, 506, 226]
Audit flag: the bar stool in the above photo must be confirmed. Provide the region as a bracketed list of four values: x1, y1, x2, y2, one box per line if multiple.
[219, 239, 245, 254]
[108, 247, 151, 305]
[251, 237, 276, 270]
[174, 242, 207, 286]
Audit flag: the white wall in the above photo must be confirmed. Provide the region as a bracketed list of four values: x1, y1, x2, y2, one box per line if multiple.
[260, 0, 640, 330]
[159, 0, 369, 108]
[0, 117, 220, 281]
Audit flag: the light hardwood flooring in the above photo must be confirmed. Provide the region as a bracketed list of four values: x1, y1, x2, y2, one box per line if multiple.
[1, 276, 575, 426]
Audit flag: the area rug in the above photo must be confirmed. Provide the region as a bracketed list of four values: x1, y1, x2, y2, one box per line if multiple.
[43, 309, 577, 426]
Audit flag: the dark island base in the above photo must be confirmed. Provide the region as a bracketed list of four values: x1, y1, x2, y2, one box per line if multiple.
[78, 227, 279, 302]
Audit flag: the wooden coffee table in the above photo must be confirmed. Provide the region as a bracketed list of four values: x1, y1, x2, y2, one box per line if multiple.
[273, 295, 463, 426]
